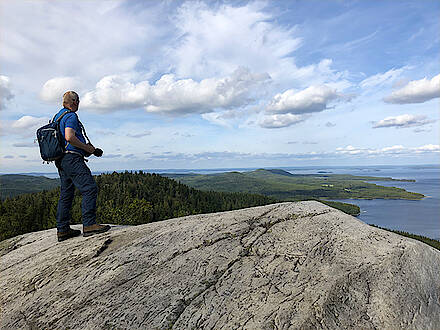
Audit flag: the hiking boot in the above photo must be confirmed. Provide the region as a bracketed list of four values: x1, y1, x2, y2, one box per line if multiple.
[57, 228, 81, 242]
[83, 224, 111, 237]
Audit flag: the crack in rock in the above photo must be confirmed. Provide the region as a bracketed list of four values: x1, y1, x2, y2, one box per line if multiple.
[166, 207, 278, 264]
[94, 238, 113, 257]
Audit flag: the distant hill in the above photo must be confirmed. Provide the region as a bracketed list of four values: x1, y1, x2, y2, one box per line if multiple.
[0, 174, 60, 199]
[164, 168, 424, 200]
[256, 168, 295, 177]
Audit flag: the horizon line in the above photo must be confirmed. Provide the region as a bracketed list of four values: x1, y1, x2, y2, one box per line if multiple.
[1, 163, 439, 176]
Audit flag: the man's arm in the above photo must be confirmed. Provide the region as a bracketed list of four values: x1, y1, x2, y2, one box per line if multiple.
[65, 128, 95, 154]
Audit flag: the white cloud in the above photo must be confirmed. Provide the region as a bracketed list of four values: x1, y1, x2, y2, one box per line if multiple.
[259, 84, 350, 129]
[360, 67, 406, 89]
[0, 1, 161, 95]
[12, 116, 48, 129]
[330, 30, 379, 53]
[380, 145, 405, 153]
[336, 144, 439, 156]
[373, 114, 435, 128]
[102, 154, 123, 159]
[80, 75, 148, 111]
[336, 145, 366, 155]
[201, 112, 234, 128]
[94, 129, 116, 136]
[259, 114, 306, 129]
[173, 132, 195, 138]
[413, 127, 431, 133]
[0, 75, 14, 109]
[126, 131, 151, 138]
[266, 85, 340, 114]
[384, 73, 440, 104]
[13, 142, 37, 148]
[168, 2, 350, 91]
[201, 108, 253, 128]
[170, 2, 302, 80]
[413, 144, 440, 153]
[130, 143, 440, 163]
[145, 68, 270, 114]
[1, 116, 49, 137]
[143, 150, 332, 162]
[40, 77, 81, 103]
[81, 67, 270, 114]
[408, 27, 425, 42]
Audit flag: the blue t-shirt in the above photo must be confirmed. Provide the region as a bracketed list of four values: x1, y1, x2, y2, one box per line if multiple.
[53, 108, 87, 156]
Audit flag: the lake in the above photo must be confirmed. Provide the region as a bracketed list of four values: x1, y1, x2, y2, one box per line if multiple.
[281, 165, 439, 240]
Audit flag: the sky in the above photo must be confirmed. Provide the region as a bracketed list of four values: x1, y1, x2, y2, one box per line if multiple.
[0, 0, 439, 173]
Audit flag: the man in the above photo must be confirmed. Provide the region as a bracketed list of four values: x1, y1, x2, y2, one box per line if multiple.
[54, 91, 110, 242]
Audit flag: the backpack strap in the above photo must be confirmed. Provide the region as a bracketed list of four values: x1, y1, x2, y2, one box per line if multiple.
[52, 110, 91, 144]
[51, 110, 72, 123]
[70, 112, 91, 145]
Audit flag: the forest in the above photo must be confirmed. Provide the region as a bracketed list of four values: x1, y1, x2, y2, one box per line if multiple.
[0, 171, 276, 242]
[0, 174, 60, 199]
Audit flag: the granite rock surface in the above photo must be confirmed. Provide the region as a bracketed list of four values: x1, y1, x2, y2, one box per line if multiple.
[1, 201, 439, 330]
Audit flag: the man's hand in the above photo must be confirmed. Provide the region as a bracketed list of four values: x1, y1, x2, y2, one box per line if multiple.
[93, 148, 103, 157]
[86, 143, 103, 157]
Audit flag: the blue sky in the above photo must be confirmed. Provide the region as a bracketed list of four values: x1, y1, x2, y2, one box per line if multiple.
[0, 0, 439, 172]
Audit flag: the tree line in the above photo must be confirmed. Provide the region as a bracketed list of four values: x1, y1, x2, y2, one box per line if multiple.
[0, 171, 277, 241]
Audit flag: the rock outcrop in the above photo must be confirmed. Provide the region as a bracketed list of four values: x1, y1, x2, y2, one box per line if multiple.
[1, 201, 439, 330]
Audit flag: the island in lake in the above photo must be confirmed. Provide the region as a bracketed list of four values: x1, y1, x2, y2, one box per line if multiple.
[164, 168, 424, 201]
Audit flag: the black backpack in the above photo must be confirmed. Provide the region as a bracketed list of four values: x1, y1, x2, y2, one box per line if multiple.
[36, 110, 72, 162]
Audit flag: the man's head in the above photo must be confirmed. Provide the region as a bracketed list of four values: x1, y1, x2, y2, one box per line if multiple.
[63, 91, 80, 111]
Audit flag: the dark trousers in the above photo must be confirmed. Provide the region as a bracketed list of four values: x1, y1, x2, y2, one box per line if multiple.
[55, 153, 97, 232]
